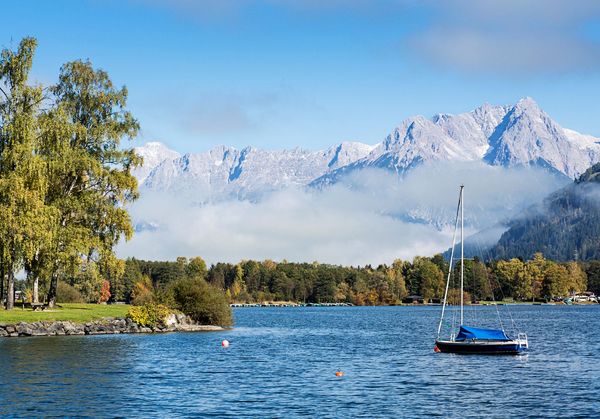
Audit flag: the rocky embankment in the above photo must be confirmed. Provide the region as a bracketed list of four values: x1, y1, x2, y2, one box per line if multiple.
[0, 314, 223, 337]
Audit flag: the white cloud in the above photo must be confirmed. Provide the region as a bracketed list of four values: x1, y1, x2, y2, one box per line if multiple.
[117, 162, 567, 265]
[411, 0, 600, 75]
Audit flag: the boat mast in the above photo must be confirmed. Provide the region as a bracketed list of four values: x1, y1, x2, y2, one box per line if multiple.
[437, 185, 462, 339]
[460, 184, 464, 326]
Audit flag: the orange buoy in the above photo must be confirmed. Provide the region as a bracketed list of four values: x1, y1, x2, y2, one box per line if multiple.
[335, 371, 344, 377]
[433, 345, 441, 353]
[221, 339, 230, 348]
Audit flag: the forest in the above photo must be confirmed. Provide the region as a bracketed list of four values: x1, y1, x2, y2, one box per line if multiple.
[489, 163, 600, 261]
[90, 253, 599, 306]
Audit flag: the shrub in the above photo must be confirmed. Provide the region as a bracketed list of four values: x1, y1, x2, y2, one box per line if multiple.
[126, 303, 171, 328]
[173, 279, 233, 327]
[57, 282, 84, 303]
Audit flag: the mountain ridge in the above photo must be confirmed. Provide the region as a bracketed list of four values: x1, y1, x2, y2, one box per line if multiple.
[134, 98, 600, 201]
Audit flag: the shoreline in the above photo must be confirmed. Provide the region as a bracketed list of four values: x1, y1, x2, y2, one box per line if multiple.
[0, 317, 224, 338]
[230, 302, 599, 308]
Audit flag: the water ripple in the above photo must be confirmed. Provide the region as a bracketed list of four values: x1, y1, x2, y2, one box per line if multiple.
[1, 306, 599, 417]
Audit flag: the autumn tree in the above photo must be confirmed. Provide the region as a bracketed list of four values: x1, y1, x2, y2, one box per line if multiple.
[542, 262, 569, 298]
[493, 258, 524, 300]
[98, 280, 111, 303]
[564, 262, 587, 295]
[387, 259, 408, 303]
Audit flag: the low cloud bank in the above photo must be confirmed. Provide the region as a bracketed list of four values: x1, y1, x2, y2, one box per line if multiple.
[117, 163, 567, 265]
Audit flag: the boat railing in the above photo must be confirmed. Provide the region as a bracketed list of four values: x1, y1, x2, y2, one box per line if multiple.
[517, 333, 528, 349]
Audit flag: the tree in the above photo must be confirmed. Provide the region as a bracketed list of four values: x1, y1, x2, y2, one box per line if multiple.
[172, 278, 233, 326]
[0, 38, 55, 309]
[131, 276, 154, 306]
[69, 260, 104, 302]
[186, 256, 207, 280]
[542, 262, 569, 298]
[412, 258, 444, 300]
[334, 281, 351, 302]
[42, 59, 140, 307]
[387, 260, 408, 303]
[118, 258, 143, 302]
[98, 280, 111, 303]
[230, 264, 245, 301]
[493, 258, 525, 300]
[471, 259, 492, 301]
[527, 253, 546, 299]
[564, 262, 587, 295]
[586, 261, 600, 296]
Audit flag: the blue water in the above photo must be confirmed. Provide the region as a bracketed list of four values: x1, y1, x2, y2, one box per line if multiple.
[1, 306, 599, 418]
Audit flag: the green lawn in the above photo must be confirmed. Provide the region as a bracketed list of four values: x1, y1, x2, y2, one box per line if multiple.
[0, 303, 131, 324]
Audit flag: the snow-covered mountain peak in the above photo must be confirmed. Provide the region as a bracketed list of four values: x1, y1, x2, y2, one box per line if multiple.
[133, 141, 180, 183]
[514, 96, 540, 111]
[134, 98, 600, 202]
[483, 99, 600, 177]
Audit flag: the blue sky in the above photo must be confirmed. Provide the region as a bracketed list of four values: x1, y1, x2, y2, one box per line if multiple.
[3, 0, 600, 152]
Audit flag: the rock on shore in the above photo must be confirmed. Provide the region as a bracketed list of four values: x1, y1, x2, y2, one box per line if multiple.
[0, 314, 223, 338]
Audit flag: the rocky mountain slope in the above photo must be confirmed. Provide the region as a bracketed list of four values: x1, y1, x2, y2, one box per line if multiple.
[313, 98, 599, 186]
[134, 98, 600, 202]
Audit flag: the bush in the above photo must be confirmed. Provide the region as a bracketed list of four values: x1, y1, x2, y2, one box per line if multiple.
[57, 282, 84, 303]
[126, 303, 171, 328]
[173, 279, 233, 327]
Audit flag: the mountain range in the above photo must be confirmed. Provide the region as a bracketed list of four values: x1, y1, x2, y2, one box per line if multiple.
[133, 98, 600, 202]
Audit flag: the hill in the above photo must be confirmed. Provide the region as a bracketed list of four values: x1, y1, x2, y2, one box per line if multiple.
[488, 163, 600, 261]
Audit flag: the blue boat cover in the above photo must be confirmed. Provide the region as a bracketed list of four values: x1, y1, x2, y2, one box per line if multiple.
[455, 325, 510, 341]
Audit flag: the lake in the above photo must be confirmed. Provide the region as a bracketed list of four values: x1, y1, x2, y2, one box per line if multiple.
[1, 306, 599, 418]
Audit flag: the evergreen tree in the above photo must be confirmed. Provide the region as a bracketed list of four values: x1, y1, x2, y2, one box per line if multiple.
[586, 261, 600, 296]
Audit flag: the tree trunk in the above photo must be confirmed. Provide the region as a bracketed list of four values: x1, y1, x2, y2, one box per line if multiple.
[0, 262, 4, 307]
[6, 269, 15, 310]
[33, 277, 39, 304]
[47, 272, 58, 308]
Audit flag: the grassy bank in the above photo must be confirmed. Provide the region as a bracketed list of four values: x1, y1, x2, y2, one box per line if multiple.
[0, 303, 130, 324]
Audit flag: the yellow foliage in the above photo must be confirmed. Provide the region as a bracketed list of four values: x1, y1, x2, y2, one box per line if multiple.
[126, 303, 171, 328]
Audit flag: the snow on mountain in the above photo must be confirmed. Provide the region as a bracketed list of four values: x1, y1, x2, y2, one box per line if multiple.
[133, 98, 600, 201]
[483, 98, 600, 178]
[325, 141, 378, 170]
[132, 142, 180, 184]
[139, 142, 375, 201]
[312, 98, 600, 186]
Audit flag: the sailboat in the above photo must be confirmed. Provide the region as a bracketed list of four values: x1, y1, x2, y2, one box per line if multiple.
[434, 185, 529, 355]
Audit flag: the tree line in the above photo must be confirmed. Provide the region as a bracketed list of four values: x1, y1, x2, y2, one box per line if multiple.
[0, 37, 139, 309]
[103, 253, 600, 306]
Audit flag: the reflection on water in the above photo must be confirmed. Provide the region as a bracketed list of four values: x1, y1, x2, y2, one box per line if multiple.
[1, 306, 599, 417]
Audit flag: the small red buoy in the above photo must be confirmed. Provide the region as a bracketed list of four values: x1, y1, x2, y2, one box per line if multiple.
[221, 339, 230, 348]
[335, 371, 344, 377]
[433, 345, 441, 353]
